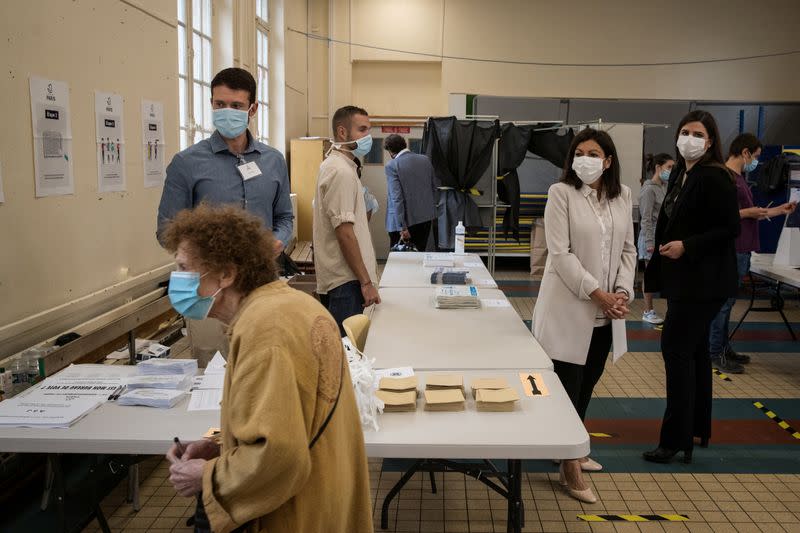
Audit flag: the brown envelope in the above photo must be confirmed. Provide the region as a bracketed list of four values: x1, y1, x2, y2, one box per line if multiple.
[376, 390, 417, 412]
[470, 377, 510, 398]
[476, 388, 520, 412]
[425, 373, 464, 391]
[423, 388, 465, 411]
[379, 375, 418, 393]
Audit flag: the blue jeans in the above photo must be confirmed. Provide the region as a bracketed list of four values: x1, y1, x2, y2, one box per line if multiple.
[319, 280, 364, 336]
[708, 253, 751, 356]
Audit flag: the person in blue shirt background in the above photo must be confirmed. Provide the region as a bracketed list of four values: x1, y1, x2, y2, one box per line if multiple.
[157, 67, 293, 254]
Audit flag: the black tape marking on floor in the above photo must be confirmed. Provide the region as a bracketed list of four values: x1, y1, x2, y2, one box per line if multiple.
[753, 401, 800, 440]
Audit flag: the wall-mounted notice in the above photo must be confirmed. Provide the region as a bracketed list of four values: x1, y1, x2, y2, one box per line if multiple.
[95, 92, 126, 193]
[141, 99, 166, 188]
[29, 77, 74, 197]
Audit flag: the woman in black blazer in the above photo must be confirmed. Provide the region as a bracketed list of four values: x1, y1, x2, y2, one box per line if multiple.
[643, 110, 740, 463]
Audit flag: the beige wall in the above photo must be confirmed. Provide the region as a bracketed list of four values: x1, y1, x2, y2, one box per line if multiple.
[0, 0, 178, 326]
[326, 0, 800, 119]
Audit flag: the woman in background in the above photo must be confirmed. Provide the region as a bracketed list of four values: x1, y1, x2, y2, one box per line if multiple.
[638, 153, 674, 325]
[643, 110, 739, 463]
[532, 128, 636, 503]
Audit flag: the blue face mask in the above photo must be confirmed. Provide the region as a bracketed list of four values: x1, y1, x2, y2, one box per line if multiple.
[350, 135, 373, 158]
[659, 169, 671, 182]
[213, 107, 251, 139]
[168, 271, 221, 320]
[744, 156, 758, 173]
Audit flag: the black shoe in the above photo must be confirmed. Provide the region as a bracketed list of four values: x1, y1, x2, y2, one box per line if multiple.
[642, 447, 692, 464]
[726, 348, 751, 364]
[711, 354, 745, 374]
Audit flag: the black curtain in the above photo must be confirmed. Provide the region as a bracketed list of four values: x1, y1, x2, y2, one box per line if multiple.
[497, 124, 575, 240]
[423, 117, 500, 249]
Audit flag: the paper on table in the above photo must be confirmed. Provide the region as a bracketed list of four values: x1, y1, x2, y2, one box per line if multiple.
[0, 397, 101, 428]
[463, 261, 483, 268]
[373, 367, 414, 389]
[480, 298, 510, 308]
[192, 373, 225, 390]
[476, 279, 498, 287]
[204, 351, 226, 375]
[612, 319, 628, 363]
[188, 388, 223, 411]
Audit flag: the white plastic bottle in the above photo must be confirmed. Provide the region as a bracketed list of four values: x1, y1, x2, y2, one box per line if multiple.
[454, 221, 466, 255]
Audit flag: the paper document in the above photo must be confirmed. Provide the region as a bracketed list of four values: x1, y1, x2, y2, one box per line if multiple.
[188, 389, 223, 411]
[118, 388, 185, 408]
[204, 351, 226, 375]
[476, 279, 498, 287]
[0, 397, 101, 428]
[374, 367, 414, 389]
[192, 373, 225, 390]
[480, 298, 510, 308]
[463, 261, 483, 268]
[612, 319, 628, 363]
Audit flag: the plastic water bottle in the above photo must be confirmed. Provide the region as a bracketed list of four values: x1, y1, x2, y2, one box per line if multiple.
[454, 221, 465, 255]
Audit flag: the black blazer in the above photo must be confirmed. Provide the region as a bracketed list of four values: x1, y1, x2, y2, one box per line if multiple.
[644, 162, 740, 301]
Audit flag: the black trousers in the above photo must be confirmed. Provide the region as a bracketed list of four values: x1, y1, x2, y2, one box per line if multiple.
[658, 298, 725, 451]
[389, 220, 433, 252]
[553, 325, 612, 421]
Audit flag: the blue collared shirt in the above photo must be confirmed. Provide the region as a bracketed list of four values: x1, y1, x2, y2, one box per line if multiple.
[157, 130, 293, 245]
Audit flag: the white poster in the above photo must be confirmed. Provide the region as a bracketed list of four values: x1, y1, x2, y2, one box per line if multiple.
[141, 99, 166, 188]
[95, 92, 126, 192]
[29, 77, 74, 197]
[0, 160, 4, 203]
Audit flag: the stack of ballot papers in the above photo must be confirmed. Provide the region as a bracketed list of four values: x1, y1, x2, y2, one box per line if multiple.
[470, 377, 511, 398]
[430, 268, 470, 285]
[126, 374, 192, 391]
[423, 253, 455, 268]
[423, 389, 465, 411]
[0, 397, 102, 428]
[375, 374, 418, 412]
[137, 358, 197, 376]
[434, 286, 480, 309]
[187, 351, 226, 411]
[425, 374, 465, 393]
[117, 388, 186, 408]
[475, 388, 520, 412]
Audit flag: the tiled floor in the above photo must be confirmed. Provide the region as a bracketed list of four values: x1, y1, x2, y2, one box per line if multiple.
[82, 264, 800, 533]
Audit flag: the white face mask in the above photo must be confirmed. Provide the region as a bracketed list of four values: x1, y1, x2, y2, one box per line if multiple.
[676, 135, 708, 161]
[572, 156, 605, 184]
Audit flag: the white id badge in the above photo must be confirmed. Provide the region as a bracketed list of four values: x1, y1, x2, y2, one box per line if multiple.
[237, 161, 262, 181]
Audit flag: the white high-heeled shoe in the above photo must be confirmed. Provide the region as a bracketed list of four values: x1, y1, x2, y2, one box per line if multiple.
[553, 457, 603, 472]
[559, 462, 597, 504]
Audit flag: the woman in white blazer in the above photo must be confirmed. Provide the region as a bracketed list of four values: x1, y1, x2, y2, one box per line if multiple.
[531, 128, 636, 503]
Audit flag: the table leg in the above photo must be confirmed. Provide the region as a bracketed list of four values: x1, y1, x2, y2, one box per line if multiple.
[506, 459, 523, 533]
[127, 463, 141, 511]
[41, 456, 54, 510]
[51, 455, 66, 533]
[381, 460, 424, 530]
[730, 272, 758, 340]
[775, 283, 797, 340]
[429, 470, 437, 494]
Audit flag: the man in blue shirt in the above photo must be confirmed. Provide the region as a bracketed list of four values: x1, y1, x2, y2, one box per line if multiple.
[157, 68, 292, 252]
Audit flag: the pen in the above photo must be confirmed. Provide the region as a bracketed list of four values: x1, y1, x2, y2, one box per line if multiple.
[174, 436, 185, 455]
[107, 385, 122, 401]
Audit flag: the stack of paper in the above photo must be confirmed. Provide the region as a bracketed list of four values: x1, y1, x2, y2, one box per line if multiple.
[117, 388, 186, 408]
[203, 352, 226, 375]
[137, 358, 197, 376]
[187, 351, 226, 411]
[434, 286, 480, 309]
[425, 374, 465, 393]
[378, 376, 418, 395]
[430, 268, 470, 285]
[470, 377, 510, 399]
[375, 390, 417, 412]
[0, 397, 102, 428]
[423, 389, 465, 412]
[423, 253, 455, 268]
[475, 388, 520, 412]
[126, 374, 192, 391]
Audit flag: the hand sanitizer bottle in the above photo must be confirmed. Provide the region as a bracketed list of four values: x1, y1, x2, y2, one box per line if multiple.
[454, 221, 465, 255]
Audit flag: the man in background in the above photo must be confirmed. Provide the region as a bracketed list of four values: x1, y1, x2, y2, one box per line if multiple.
[313, 106, 380, 334]
[383, 134, 437, 252]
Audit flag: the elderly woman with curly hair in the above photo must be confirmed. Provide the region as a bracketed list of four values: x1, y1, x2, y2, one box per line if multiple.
[162, 204, 373, 533]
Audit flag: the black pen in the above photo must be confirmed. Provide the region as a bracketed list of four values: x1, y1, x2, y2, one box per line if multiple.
[107, 385, 122, 401]
[174, 436, 185, 456]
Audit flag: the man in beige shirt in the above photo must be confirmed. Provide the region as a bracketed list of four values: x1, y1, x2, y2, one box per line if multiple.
[313, 105, 380, 334]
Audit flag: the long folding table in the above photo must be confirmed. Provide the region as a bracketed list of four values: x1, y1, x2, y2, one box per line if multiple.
[378, 251, 497, 289]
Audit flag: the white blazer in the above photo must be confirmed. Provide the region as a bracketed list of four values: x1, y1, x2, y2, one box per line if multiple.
[531, 182, 637, 365]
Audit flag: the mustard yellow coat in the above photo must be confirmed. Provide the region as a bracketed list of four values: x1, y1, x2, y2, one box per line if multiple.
[201, 280, 374, 533]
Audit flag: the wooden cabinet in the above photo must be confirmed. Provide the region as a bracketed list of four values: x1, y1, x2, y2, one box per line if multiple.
[289, 138, 330, 242]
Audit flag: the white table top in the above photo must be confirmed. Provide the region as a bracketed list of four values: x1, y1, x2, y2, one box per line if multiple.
[0, 366, 219, 455]
[749, 253, 800, 288]
[379, 252, 496, 289]
[365, 288, 552, 370]
[364, 370, 589, 459]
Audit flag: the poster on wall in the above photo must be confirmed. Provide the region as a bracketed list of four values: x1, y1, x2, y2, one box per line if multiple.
[141, 99, 166, 188]
[29, 76, 74, 197]
[95, 92, 126, 193]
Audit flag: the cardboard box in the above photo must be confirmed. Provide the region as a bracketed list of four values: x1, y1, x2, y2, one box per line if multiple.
[423, 388, 465, 412]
